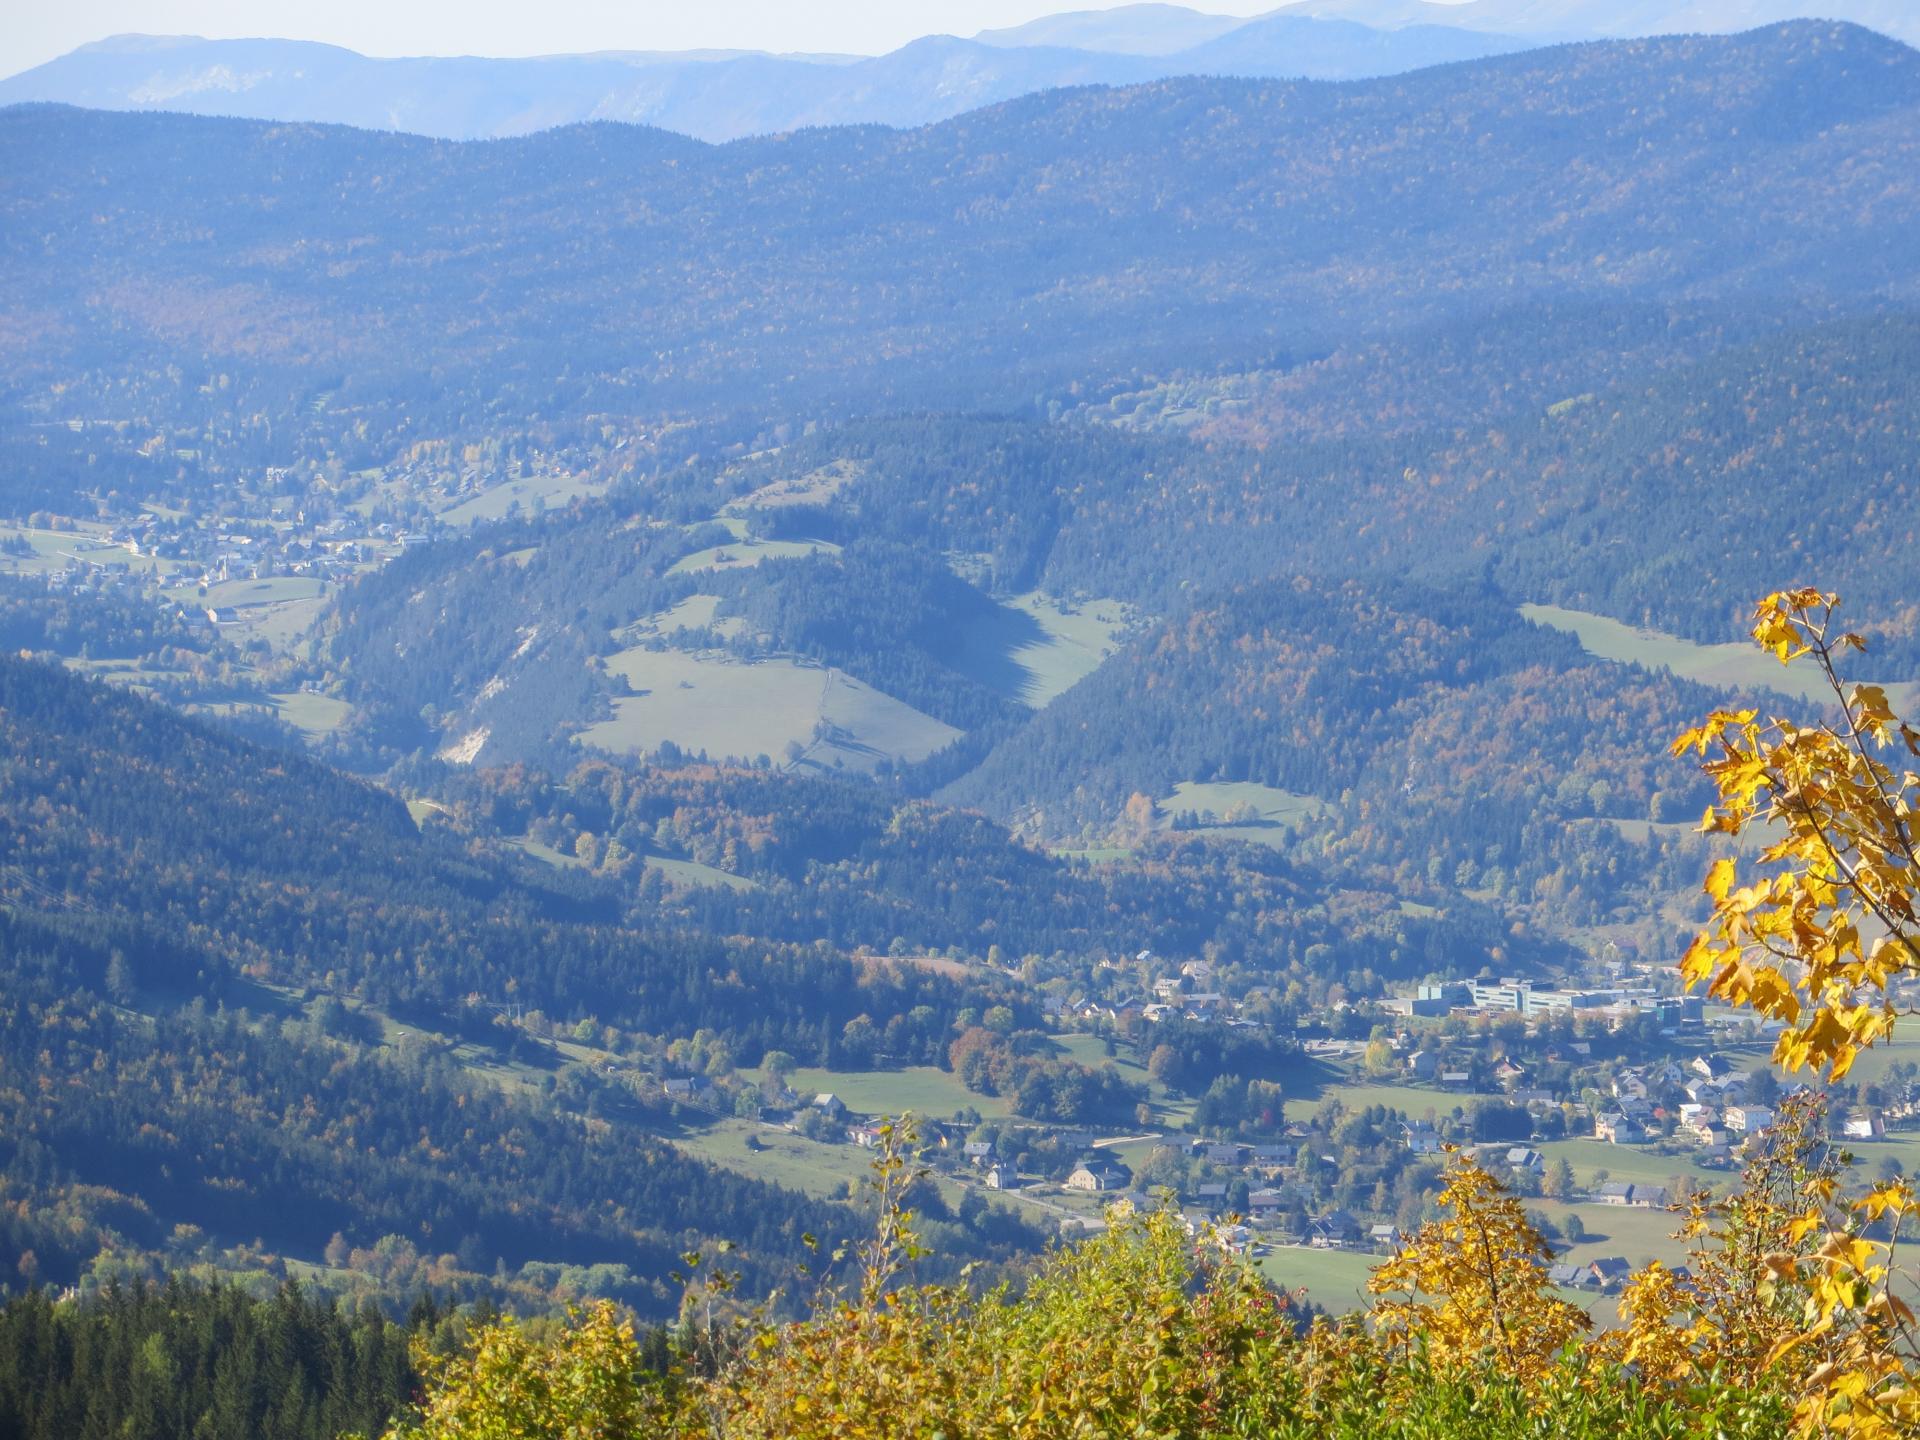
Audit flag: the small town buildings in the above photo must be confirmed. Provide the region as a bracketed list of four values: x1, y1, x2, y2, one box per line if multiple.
[1066, 1161, 1133, 1193]
[1595, 1113, 1648, 1144]
[1247, 1188, 1288, 1219]
[1308, 1210, 1362, 1248]
[1403, 1122, 1442, 1155]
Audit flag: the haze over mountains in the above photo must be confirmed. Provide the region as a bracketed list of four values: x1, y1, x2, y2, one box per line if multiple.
[6, 0, 1920, 1362]
[0, 20, 1528, 142]
[7, 23, 1914, 443]
[4, 0, 1917, 141]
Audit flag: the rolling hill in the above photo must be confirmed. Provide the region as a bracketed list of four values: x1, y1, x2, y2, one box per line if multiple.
[2, 20, 1916, 511]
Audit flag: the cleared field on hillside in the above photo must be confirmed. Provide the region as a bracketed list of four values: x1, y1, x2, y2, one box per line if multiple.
[1523, 603, 1920, 710]
[948, 590, 1129, 707]
[1833, 1035, 1920, 1087]
[505, 836, 586, 868]
[673, 1120, 869, 1200]
[722, 458, 862, 514]
[1532, 1197, 1692, 1290]
[270, 689, 351, 736]
[751, 1065, 1012, 1122]
[618, 593, 748, 643]
[674, 1118, 974, 1209]
[1157, 781, 1324, 848]
[667, 536, 837, 576]
[581, 649, 958, 771]
[437, 471, 607, 526]
[183, 575, 326, 608]
[644, 855, 757, 891]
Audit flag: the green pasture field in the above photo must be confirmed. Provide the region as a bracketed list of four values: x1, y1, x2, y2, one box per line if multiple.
[1157, 781, 1324, 848]
[1531, 1197, 1690, 1270]
[721, 459, 862, 514]
[581, 648, 957, 772]
[0, 522, 190, 580]
[666, 537, 837, 576]
[435, 471, 608, 527]
[172, 575, 326, 608]
[618, 593, 748, 643]
[1051, 1032, 1148, 1076]
[749, 1065, 1013, 1123]
[1282, 1081, 1462, 1124]
[1833, 1035, 1920, 1088]
[507, 836, 588, 869]
[1257, 1246, 1378, 1314]
[947, 590, 1128, 708]
[269, 689, 351, 736]
[1522, 603, 1920, 710]
[1533, 1138, 1709, 1191]
[673, 1119, 874, 1200]
[644, 855, 758, 892]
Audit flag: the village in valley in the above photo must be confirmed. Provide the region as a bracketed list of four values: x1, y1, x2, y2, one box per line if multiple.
[633, 944, 1920, 1313]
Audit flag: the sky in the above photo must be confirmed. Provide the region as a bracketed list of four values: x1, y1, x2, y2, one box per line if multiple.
[2, 0, 1297, 77]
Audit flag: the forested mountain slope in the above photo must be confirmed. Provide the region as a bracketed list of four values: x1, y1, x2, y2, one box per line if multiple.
[2, 22, 1917, 509]
[1, 656, 1143, 1307]
[941, 579, 1722, 857]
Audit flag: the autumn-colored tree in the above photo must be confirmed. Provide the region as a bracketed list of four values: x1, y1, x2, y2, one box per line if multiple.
[1674, 589, 1920, 1080]
[1599, 1091, 1841, 1386]
[384, 1119, 1792, 1439]
[1368, 1150, 1590, 1387]
[377, 1300, 670, 1440]
[1666, 590, 1920, 1437]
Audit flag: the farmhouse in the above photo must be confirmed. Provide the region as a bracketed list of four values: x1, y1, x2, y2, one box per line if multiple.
[1308, 1210, 1362, 1248]
[1066, 1161, 1132, 1193]
[1595, 1112, 1647, 1144]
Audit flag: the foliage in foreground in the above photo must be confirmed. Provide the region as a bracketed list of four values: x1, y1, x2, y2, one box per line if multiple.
[377, 1197, 1786, 1440]
[375, 589, 1920, 1439]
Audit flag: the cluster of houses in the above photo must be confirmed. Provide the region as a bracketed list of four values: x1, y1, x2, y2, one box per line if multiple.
[1071, 957, 1270, 1027]
[1594, 1056, 1786, 1155]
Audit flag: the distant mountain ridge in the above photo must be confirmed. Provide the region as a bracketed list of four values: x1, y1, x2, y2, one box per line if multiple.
[2, 21, 1916, 477]
[0, 20, 1537, 141]
[8, 1, 1915, 147]
[1267, 0, 1920, 45]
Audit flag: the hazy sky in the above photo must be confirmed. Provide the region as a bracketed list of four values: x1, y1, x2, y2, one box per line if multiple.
[3, 1, 1296, 76]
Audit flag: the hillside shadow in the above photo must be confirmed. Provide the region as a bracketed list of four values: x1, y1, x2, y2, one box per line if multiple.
[938, 595, 1049, 702]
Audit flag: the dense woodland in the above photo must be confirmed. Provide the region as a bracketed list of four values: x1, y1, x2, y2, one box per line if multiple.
[3, 21, 1920, 1419]
[0, 1280, 424, 1440]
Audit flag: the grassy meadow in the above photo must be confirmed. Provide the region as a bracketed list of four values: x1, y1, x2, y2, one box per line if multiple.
[581, 648, 957, 771]
[1157, 780, 1325, 848]
[1523, 602, 1920, 710]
